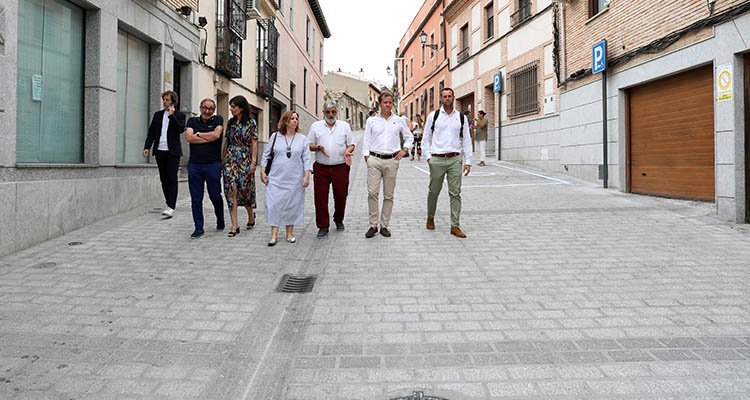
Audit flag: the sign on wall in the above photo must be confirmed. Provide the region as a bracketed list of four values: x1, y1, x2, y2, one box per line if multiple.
[493, 72, 503, 93]
[716, 64, 733, 102]
[592, 40, 607, 74]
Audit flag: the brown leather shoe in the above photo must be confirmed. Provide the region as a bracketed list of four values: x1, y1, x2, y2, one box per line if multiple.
[379, 226, 391, 237]
[450, 226, 467, 238]
[365, 226, 378, 238]
[426, 217, 435, 230]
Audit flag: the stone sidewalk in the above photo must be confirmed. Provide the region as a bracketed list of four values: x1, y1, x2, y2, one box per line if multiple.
[1, 142, 750, 399]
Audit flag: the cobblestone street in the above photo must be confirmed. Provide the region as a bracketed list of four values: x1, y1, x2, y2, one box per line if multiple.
[2, 134, 750, 399]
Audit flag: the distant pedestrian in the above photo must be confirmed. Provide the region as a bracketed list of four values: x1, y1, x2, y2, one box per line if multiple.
[411, 114, 424, 161]
[475, 110, 488, 167]
[143, 91, 186, 218]
[184, 98, 225, 238]
[361, 90, 413, 238]
[222, 95, 258, 237]
[463, 110, 475, 151]
[260, 111, 312, 246]
[423, 88, 473, 238]
[308, 100, 355, 238]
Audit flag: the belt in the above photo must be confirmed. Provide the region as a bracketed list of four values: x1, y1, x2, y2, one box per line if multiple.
[369, 151, 399, 160]
[432, 152, 460, 158]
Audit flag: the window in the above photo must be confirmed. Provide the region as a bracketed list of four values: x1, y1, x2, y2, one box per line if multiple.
[315, 83, 319, 114]
[511, 0, 532, 27]
[319, 44, 323, 72]
[17, 0, 84, 163]
[289, 0, 294, 30]
[257, 18, 279, 98]
[485, 2, 494, 40]
[422, 89, 427, 114]
[429, 87, 435, 111]
[303, 67, 307, 106]
[312, 27, 316, 59]
[290, 81, 296, 110]
[439, 22, 445, 48]
[421, 44, 425, 67]
[458, 24, 470, 63]
[589, 0, 608, 17]
[439, 80, 445, 93]
[430, 33, 435, 58]
[216, 0, 244, 78]
[410, 102, 414, 119]
[508, 61, 539, 117]
[306, 17, 310, 54]
[410, 58, 414, 77]
[278, 0, 283, 13]
[116, 30, 150, 164]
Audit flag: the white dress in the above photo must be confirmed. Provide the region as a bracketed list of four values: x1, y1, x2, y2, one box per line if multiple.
[261, 132, 312, 226]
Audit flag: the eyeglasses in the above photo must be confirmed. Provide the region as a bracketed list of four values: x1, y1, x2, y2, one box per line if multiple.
[201, 106, 215, 111]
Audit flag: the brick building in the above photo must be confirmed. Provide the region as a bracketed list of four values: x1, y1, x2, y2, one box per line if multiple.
[442, 0, 559, 165]
[556, 0, 750, 221]
[396, 0, 450, 125]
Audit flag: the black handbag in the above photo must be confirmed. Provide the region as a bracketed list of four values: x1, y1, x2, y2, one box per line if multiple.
[265, 133, 278, 175]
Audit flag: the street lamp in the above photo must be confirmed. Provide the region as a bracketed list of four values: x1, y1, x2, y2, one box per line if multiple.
[419, 31, 438, 50]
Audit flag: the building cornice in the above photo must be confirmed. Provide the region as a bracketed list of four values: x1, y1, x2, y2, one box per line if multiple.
[307, 0, 331, 38]
[443, 0, 473, 22]
[397, 0, 443, 58]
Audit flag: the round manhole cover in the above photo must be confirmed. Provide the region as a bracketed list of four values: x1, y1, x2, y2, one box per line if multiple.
[67, 241, 83, 246]
[390, 392, 450, 400]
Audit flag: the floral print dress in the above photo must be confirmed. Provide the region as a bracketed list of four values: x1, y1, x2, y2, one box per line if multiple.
[223, 117, 258, 209]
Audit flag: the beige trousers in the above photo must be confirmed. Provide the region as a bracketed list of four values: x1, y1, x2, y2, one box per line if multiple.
[366, 156, 399, 228]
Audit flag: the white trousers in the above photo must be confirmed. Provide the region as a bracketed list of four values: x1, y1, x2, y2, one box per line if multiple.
[476, 140, 486, 163]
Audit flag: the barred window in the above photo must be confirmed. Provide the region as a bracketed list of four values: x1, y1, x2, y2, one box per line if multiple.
[508, 62, 539, 117]
[511, 0, 531, 28]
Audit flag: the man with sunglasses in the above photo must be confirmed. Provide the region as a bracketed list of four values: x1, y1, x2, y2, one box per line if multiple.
[308, 100, 355, 238]
[184, 99, 225, 238]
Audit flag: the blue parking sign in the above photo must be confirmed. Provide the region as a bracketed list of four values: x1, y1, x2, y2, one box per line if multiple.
[493, 72, 503, 93]
[592, 40, 607, 74]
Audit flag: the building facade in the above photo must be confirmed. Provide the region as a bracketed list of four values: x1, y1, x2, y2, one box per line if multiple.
[0, 0, 202, 256]
[324, 70, 382, 115]
[444, 0, 559, 164]
[557, 0, 750, 221]
[197, 0, 329, 141]
[396, 0, 450, 125]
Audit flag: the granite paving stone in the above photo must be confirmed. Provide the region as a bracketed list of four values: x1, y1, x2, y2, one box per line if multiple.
[2, 133, 750, 399]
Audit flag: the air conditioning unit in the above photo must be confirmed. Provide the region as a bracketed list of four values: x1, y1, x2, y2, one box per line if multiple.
[245, 0, 261, 20]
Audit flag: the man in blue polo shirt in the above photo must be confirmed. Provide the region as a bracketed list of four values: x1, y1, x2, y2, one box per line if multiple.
[185, 99, 225, 238]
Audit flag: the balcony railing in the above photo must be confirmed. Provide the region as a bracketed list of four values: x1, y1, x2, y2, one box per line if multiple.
[257, 18, 279, 98]
[457, 47, 470, 64]
[511, 0, 532, 28]
[216, 27, 242, 78]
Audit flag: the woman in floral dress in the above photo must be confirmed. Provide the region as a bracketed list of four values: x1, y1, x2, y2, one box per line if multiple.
[222, 95, 258, 236]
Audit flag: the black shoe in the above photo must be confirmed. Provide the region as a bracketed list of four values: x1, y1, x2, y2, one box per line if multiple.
[335, 221, 345, 231]
[317, 228, 329, 238]
[365, 226, 378, 238]
[379, 226, 391, 237]
[190, 230, 204, 239]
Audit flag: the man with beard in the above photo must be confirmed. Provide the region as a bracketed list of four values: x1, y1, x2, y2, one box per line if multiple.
[422, 88, 472, 238]
[308, 100, 355, 238]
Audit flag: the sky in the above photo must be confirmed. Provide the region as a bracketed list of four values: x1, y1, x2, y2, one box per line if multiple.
[318, 0, 424, 87]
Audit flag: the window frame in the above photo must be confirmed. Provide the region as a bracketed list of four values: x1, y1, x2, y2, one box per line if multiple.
[485, 2, 494, 40]
[508, 61, 540, 118]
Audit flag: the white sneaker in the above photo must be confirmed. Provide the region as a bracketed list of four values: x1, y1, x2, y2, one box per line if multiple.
[161, 207, 175, 218]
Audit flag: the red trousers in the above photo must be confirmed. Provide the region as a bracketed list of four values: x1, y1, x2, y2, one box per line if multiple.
[313, 162, 351, 229]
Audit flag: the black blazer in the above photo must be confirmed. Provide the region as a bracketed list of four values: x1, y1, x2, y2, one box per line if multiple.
[144, 109, 186, 157]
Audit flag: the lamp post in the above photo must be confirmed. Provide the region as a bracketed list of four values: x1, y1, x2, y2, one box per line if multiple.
[387, 57, 405, 115]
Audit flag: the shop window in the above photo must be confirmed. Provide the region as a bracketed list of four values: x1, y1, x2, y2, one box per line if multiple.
[17, 0, 84, 163]
[116, 30, 150, 164]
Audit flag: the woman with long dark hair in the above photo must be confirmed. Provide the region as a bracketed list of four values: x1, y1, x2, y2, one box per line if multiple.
[222, 95, 258, 237]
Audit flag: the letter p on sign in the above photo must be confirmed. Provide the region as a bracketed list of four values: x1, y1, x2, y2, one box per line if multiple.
[592, 40, 607, 74]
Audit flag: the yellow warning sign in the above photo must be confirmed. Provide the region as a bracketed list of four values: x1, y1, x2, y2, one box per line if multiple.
[716, 64, 733, 102]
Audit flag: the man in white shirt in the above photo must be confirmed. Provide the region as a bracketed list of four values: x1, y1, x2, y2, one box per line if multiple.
[362, 91, 414, 238]
[422, 87, 472, 238]
[308, 100, 355, 238]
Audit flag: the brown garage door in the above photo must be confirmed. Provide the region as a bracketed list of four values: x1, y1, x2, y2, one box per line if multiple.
[629, 65, 714, 201]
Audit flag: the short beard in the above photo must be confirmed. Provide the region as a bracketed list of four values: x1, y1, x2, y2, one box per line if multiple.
[325, 117, 336, 125]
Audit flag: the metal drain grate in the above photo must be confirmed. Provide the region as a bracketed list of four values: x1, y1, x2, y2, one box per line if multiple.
[391, 392, 450, 400]
[276, 274, 316, 293]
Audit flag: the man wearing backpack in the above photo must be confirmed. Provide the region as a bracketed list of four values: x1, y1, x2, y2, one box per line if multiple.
[421, 88, 473, 238]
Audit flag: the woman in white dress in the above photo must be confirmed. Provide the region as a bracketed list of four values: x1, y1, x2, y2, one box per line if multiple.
[260, 111, 312, 246]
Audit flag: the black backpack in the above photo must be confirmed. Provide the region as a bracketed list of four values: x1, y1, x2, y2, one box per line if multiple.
[431, 109, 465, 139]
